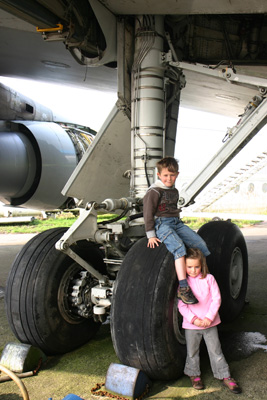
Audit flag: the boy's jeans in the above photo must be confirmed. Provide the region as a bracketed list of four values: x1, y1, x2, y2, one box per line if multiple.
[155, 217, 210, 259]
[184, 326, 231, 379]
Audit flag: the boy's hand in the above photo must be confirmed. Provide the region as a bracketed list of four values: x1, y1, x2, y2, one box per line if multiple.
[147, 237, 161, 248]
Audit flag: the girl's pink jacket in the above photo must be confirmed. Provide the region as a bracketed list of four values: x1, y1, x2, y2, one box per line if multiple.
[178, 273, 221, 330]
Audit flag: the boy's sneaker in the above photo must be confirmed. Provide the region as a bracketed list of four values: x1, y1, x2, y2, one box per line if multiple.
[177, 286, 198, 304]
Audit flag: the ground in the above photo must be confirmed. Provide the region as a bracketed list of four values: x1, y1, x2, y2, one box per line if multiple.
[0, 223, 267, 400]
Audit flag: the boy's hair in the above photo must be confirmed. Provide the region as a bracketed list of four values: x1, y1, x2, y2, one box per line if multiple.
[156, 156, 179, 174]
[186, 248, 209, 279]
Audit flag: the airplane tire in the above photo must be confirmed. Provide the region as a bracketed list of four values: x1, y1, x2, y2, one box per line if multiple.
[111, 237, 186, 380]
[5, 227, 105, 355]
[198, 220, 248, 322]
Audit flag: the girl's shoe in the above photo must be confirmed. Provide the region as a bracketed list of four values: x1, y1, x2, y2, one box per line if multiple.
[222, 377, 242, 394]
[190, 376, 204, 390]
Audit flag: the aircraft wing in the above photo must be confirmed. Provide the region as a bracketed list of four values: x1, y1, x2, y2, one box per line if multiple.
[0, 1, 267, 117]
[1, 0, 267, 209]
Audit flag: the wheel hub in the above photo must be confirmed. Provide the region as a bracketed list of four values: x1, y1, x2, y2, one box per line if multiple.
[229, 247, 243, 299]
[58, 264, 95, 322]
[69, 270, 95, 318]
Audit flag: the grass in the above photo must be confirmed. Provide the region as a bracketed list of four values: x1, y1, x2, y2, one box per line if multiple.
[0, 213, 260, 234]
[181, 216, 260, 230]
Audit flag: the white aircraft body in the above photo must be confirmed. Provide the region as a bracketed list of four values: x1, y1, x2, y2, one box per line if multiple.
[1, 0, 267, 380]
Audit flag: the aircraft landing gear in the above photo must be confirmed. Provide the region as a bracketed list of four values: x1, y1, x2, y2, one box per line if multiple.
[4, 13, 249, 382]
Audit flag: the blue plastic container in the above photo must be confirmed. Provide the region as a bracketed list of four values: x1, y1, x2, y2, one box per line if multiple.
[105, 363, 151, 400]
[62, 395, 84, 400]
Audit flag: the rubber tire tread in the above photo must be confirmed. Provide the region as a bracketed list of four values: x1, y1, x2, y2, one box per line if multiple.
[5, 227, 105, 355]
[111, 237, 186, 380]
[198, 221, 248, 322]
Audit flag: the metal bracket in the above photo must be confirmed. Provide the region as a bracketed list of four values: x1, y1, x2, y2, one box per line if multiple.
[55, 203, 108, 283]
[36, 23, 63, 33]
[179, 96, 267, 206]
[170, 59, 267, 89]
[63, 246, 107, 283]
[55, 197, 135, 282]
[56, 203, 98, 249]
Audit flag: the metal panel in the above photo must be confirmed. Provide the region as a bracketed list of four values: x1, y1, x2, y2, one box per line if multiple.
[98, 0, 267, 15]
[62, 104, 131, 204]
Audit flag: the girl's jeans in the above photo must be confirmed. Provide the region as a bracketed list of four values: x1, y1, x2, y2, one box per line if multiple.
[155, 217, 210, 259]
[184, 326, 231, 379]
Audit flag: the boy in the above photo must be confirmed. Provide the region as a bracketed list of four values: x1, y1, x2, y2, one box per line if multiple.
[143, 156, 210, 304]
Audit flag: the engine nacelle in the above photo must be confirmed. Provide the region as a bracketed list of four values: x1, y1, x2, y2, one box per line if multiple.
[0, 120, 79, 210]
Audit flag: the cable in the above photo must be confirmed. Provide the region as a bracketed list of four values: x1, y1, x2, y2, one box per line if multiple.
[99, 208, 129, 225]
[0, 364, 29, 400]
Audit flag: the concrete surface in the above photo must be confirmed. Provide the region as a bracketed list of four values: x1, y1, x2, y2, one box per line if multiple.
[0, 223, 267, 399]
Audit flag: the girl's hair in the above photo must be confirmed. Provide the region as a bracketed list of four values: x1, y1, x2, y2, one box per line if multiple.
[156, 156, 179, 174]
[186, 248, 209, 278]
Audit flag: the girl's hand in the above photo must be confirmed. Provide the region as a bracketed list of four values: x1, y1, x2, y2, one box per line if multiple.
[193, 318, 204, 327]
[147, 237, 161, 248]
[202, 318, 211, 328]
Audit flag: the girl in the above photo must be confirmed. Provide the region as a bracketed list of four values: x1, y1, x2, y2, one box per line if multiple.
[178, 248, 242, 394]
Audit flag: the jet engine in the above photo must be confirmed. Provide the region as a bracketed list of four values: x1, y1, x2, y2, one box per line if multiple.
[0, 83, 95, 210]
